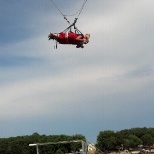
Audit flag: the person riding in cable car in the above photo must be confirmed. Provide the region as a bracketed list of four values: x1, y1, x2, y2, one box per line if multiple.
[49, 0, 89, 48]
[48, 31, 90, 48]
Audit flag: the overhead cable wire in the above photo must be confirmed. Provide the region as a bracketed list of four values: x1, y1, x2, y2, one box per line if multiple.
[77, 0, 88, 18]
[50, 0, 64, 16]
[63, 0, 88, 17]
[50, 0, 88, 23]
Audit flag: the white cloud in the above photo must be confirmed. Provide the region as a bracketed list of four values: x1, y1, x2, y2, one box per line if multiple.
[1, 60, 153, 120]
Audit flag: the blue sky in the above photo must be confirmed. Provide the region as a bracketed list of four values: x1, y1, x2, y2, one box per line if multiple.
[0, 0, 154, 143]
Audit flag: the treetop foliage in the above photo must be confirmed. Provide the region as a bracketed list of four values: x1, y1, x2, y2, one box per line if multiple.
[0, 133, 86, 154]
[96, 127, 154, 152]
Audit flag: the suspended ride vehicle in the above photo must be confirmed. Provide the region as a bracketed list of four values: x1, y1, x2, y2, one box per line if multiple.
[48, 0, 90, 48]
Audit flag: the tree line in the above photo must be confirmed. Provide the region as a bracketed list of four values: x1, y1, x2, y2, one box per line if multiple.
[0, 133, 85, 154]
[96, 127, 154, 152]
[0, 127, 154, 154]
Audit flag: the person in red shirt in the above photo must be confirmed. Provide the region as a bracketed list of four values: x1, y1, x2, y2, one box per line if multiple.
[48, 32, 90, 48]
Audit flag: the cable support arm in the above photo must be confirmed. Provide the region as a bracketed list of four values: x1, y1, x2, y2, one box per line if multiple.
[63, 18, 78, 33]
[64, 16, 70, 24]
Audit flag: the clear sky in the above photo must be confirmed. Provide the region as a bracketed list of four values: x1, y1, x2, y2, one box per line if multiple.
[0, 0, 154, 143]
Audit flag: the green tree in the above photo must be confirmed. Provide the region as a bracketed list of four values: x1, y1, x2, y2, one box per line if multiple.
[123, 134, 142, 148]
[141, 134, 154, 146]
[96, 130, 117, 151]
